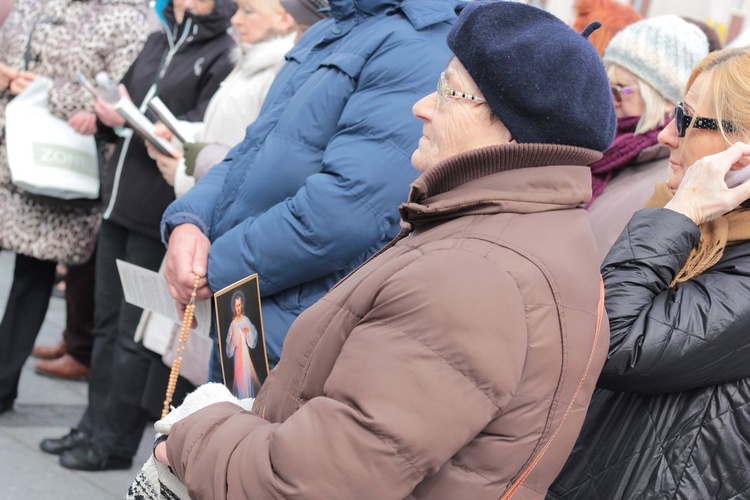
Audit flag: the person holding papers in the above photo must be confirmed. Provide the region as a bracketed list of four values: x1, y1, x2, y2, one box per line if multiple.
[146, 0, 299, 197]
[39, 0, 236, 472]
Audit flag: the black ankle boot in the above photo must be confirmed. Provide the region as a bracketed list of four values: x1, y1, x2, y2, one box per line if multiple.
[59, 442, 132, 471]
[40, 428, 89, 455]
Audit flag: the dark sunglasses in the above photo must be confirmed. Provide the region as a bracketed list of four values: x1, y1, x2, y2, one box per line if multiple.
[674, 102, 737, 138]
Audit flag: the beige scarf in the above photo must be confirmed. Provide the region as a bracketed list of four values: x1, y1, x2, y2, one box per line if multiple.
[645, 182, 750, 285]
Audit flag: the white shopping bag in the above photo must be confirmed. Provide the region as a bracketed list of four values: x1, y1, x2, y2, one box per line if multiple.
[5, 77, 99, 199]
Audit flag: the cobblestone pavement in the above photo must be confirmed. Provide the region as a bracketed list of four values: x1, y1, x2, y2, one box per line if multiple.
[0, 250, 152, 500]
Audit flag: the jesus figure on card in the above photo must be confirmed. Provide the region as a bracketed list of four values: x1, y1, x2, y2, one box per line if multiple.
[225, 291, 261, 399]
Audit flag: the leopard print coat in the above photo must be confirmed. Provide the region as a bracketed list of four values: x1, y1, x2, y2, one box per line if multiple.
[0, 0, 147, 264]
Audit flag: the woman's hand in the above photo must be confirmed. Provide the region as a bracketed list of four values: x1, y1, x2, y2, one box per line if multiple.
[0, 63, 18, 92]
[153, 122, 174, 141]
[145, 141, 183, 186]
[68, 111, 98, 135]
[155, 152, 180, 186]
[666, 142, 750, 225]
[93, 84, 129, 128]
[149, 122, 180, 185]
[9, 70, 36, 95]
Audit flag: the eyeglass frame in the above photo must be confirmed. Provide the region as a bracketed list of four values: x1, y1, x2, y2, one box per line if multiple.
[674, 102, 737, 138]
[437, 72, 487, 107]
[610, 84, 637, 103]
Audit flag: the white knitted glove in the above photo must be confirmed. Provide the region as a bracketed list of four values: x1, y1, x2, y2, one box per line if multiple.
[128, 384, 255, 500]
[155, 382, 255, 435]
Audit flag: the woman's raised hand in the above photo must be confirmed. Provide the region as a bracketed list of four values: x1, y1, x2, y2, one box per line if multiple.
[666, 142, 750, 225]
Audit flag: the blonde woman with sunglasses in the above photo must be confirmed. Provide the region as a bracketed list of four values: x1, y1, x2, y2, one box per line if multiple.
[550, 47, 750, 500]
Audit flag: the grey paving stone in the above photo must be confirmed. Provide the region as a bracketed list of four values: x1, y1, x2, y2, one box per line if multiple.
[0, 425, 154, 500]
[16, 355, 89, 407]
[0, 426, 118, 500]
[0, 403, 85, 428]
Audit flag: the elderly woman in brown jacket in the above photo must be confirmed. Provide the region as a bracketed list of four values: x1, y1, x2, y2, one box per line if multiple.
[153, 3, 616, 498]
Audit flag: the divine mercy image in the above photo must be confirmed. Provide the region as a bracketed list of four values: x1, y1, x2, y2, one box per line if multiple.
[214, 274, 269, 399]
[226, 291, 261, 398]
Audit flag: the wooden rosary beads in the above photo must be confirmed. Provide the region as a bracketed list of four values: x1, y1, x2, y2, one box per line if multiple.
[162, 274, 201, 418]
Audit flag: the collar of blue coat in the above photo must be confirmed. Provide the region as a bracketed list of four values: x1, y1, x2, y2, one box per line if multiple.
[328, 0, 465, 30]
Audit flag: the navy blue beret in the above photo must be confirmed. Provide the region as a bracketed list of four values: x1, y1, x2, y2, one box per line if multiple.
[447, 1, 617, 152]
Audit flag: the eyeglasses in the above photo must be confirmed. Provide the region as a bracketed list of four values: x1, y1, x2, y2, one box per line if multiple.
[674, 102, 737, 138]
[610, 84, 637, 103]
[437, 72, 486, 108]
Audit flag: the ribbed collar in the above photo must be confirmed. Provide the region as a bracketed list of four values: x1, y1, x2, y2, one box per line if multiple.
[400, 143, 601, 226]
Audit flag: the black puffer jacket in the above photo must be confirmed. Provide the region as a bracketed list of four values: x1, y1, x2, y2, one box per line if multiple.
[548, 208, 750, 500]
[99, 0, 235, 240]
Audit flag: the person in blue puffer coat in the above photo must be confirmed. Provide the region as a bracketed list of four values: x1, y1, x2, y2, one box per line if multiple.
[161, 0, 466, 374]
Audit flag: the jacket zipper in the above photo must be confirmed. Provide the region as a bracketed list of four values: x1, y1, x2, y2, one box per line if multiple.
[103, 18, 192, 220]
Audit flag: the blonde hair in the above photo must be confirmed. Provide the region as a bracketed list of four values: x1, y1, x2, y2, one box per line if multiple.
[236, 0, 296, 38]
[606, 62, 672, 135]
[684, 47, 750, 144]
[236, 0, 285, 15]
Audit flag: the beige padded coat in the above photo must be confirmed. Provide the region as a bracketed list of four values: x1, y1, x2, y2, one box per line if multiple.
[166, 143, 609, 499]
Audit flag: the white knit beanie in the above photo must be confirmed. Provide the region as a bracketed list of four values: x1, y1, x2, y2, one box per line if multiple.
[603, 15, 709, 104]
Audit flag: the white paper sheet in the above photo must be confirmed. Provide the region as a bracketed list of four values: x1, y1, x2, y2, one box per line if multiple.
[116, 259, 211, 341]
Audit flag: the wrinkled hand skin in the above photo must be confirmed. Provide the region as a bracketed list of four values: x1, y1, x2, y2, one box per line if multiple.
[165, 223, 212, 326]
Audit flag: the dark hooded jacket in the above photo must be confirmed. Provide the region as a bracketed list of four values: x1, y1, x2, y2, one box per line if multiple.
[100, 0, 236, 240]
[548, 208, 750, 500]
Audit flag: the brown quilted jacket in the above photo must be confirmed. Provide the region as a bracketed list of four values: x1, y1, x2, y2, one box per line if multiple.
[166, 143, 609, 499]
